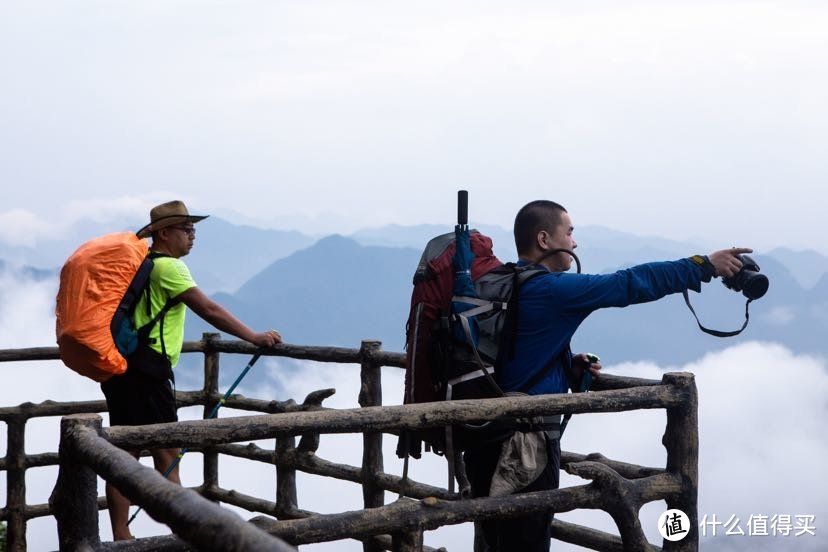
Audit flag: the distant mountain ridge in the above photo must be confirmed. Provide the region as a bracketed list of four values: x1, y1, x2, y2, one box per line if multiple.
[3, 217, 826, 291]
[178, 230, 827, 388]
[349, 224, 827, 287]
[0, 217, 314, 294]
[185, 234, 419, 353]
[2, 218, 826, 385]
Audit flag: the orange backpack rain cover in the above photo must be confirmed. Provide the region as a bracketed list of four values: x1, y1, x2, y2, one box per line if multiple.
[55, 232, 149, 381]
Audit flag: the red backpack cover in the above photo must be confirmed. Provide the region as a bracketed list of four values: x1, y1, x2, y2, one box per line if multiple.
[398, 230, 502, 458]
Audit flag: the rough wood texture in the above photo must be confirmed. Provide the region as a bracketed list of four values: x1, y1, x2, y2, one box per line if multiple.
[0, 347, 60, 362]
[275, 436, 298, 517]
[2, 337, 698, 551]
[107, 384, 685, 449]
[63, 416, 297, 552]
[565, 462, 660, 551]
[100, 531, 447, 552]
[101, 534, 192, 552]
[0, 399, 107, 420]
[202, 333, 221, 494]
[392, 527, 424, 552]
[359, 340, 385, 552]
[212, 442, 455, 500]
[550, 518, 663, 552]
[49, 414, 102, 552]
[561, 451, 664, 480]
[241, 467, 677, 548]
[247, 482, 655, 545]
[661, 372, 699, 552]
[6, 418, 27, 552]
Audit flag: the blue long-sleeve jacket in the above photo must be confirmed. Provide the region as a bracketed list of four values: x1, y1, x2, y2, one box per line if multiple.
[499, 258, 711, 395]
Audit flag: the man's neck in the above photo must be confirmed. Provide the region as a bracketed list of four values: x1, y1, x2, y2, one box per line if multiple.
[150, 243, 177, 258]
[518, 256, 552, 271]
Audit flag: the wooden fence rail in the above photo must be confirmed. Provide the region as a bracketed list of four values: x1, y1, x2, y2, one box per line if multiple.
[1, 334, 698, 551]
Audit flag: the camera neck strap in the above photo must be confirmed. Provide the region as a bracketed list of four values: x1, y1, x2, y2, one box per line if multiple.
[682, 290, 752, 338]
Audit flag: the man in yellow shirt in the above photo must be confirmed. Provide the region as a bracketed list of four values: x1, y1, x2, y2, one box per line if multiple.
[101, 200, 282, 540]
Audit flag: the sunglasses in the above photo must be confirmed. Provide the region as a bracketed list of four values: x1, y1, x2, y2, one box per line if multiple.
[171, 226, 196, 237]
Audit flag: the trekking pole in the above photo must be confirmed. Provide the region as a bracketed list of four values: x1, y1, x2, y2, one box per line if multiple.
[560, 353, 598, 436]
[127, 353, 263, 526]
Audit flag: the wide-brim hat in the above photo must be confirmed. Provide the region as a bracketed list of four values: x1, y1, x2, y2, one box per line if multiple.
[136, 200, 209, 238]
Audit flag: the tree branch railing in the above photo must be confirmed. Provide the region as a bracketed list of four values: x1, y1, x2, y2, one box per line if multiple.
[1, 334, 698, 551]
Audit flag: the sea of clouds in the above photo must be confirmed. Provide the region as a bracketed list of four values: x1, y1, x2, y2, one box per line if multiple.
[1, 267, 825, 551]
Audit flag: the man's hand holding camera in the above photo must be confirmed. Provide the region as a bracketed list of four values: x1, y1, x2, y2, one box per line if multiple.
[708, 247, 753, 278]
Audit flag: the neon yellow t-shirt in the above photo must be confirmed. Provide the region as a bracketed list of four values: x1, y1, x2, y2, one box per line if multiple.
[133, 255, 196, 367]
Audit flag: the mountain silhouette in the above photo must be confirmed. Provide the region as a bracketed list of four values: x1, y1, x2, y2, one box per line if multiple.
[179, 231, 828, 377]
[185, 234, 420, 351]
[3, 218, 825, 378]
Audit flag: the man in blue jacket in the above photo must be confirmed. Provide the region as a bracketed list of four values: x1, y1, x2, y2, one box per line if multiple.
[464, 199, 752, 551]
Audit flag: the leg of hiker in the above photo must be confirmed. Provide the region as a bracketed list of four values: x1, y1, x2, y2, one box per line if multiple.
[105, 449, 140, 541]
[152, 447, 182, 485]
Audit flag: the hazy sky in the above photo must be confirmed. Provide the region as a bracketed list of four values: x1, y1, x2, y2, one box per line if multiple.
[1, 1, 826, 254]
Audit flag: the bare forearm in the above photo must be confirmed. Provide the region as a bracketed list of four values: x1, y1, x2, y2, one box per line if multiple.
[198, 302, 257, 342]
[178, 286, 282, 348]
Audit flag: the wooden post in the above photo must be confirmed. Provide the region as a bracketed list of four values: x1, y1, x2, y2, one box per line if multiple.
[5, 417, 26, 552]
[392, 528, 424, 552]
[276, 436, 299, 518]
[202, 333, 221, 494]
[49, 414, 103, 551]
[661, 372, 699, 552]
[359, 340, 384, 552]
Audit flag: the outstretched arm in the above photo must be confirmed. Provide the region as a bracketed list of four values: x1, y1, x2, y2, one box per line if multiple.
[177, 286, 282, 348]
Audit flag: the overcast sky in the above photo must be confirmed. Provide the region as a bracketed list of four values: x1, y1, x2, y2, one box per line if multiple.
[1, 1, 826, 254]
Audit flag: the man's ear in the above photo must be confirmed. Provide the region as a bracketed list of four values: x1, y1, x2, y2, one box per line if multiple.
[155, 227, 170, 242]
[536, 230, 550, 250]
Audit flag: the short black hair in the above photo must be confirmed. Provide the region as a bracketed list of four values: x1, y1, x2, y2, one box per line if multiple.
[513, 200, 568, 255]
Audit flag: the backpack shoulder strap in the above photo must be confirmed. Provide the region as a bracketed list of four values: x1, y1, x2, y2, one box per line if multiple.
[136, 252, 181, 355]
[497, 263, 563, 394]
[498, 263, 548, 365]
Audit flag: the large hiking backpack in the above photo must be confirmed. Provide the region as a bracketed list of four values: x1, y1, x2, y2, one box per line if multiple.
[56, 232, 177, 382]
[395, 228, 548, 458]
[396, 192, 562, 487]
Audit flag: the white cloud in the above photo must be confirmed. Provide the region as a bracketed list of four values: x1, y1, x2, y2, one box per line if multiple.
[0, 193, 208, 248]
[763, 306, 796, 326]
[60, 195, 164, 226]
[0, 270, 59, 349]
[559, 343, 828, 550]
[0, 209, 60, 248]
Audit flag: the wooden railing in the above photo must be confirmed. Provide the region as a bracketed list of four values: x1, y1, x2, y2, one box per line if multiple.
[1, 333, 699, 551]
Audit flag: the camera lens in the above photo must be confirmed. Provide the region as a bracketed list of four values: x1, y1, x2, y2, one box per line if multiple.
[741, 271, 769, 300]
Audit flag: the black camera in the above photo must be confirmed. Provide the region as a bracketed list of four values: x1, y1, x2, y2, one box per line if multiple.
[722, 254, 769, 300]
